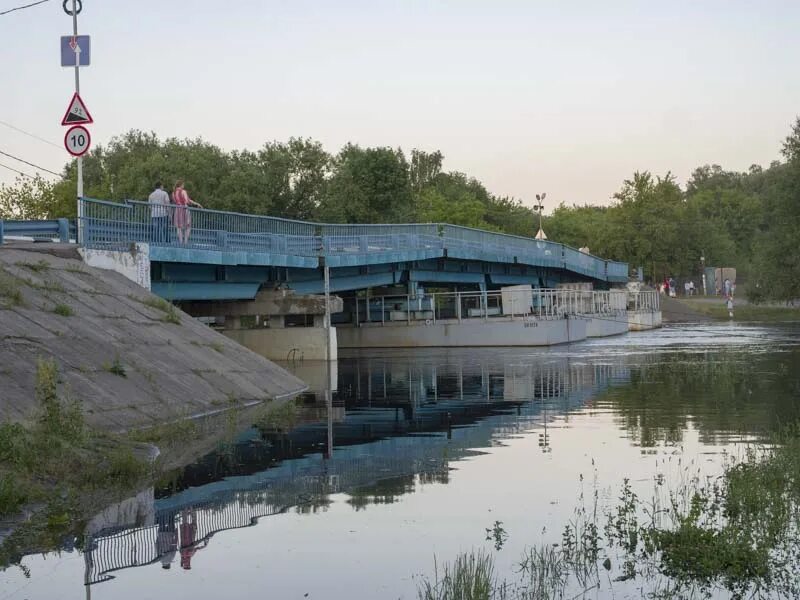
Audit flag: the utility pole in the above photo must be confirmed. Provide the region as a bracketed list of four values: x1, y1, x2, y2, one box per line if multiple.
[71, 0, 84, 239]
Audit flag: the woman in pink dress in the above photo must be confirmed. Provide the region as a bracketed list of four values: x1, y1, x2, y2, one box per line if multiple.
[172, 179, 202, 244]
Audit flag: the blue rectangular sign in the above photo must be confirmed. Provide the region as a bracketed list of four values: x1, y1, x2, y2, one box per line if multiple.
[60, 35, 90, 67]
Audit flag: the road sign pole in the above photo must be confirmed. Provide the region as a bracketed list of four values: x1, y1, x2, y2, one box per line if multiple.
[71, 0, 83, 243]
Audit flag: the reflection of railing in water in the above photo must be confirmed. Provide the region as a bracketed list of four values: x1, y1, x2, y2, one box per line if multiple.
[83, 356, 631, 586]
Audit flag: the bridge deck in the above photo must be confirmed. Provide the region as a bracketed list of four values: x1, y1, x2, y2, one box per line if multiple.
[76, 198, 629, 282]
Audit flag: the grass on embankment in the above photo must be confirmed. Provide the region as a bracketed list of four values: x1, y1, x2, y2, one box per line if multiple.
[678, 298, 800, 321]
[0, 359, 152, 566]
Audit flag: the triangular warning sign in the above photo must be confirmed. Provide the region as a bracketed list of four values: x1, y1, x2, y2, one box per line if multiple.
[61, 92, 93, 126]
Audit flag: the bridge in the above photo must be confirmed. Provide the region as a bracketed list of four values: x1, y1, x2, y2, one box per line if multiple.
[1, 198, 638, 359]
[72, 198, 628, 300]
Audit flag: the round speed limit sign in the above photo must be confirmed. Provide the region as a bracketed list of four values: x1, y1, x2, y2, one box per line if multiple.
[64, 125, 91, 157]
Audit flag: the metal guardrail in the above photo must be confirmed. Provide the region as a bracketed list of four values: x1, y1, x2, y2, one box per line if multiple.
[0, 218, 71, 244]
[348, 288, 633, 326]
[9, 198, 630, 281]
[606, 260, 629, 280]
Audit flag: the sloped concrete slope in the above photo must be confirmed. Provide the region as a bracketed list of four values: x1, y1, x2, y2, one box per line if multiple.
[0, 245, 306, 431]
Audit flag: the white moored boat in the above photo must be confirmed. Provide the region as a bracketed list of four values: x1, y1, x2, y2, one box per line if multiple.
[336, 285, 653, 349]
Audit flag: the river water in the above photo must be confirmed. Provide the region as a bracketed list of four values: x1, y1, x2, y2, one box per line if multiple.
[2, 323, 800, 599]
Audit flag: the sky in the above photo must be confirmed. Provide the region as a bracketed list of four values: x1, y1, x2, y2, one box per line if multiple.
[2, 0, 799, 212]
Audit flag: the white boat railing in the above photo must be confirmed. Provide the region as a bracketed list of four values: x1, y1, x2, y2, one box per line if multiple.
[345, 288, 637, 326]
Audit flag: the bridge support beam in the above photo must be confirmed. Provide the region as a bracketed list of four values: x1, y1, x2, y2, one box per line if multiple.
[179, 289, 343, 361]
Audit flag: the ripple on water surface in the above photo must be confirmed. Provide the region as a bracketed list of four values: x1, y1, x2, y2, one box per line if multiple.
[2, 323, 800, 600]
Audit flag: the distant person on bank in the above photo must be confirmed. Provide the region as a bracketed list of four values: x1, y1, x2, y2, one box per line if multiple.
[147, 181, 170, 244]
[172, 179, 203, 245]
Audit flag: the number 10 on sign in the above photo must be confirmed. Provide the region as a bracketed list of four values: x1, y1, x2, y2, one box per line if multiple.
[64, 124, 91, 157]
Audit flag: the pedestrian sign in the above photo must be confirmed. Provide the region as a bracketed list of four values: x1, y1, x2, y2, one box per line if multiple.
[61, 92, 93, 125]
[60, 35, 90, 67]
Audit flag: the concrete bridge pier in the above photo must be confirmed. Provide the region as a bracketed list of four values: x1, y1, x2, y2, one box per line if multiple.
[179, 290, 343, 361]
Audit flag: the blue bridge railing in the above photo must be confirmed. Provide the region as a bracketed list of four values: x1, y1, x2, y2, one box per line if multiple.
[62, 198, 629, 281]
[0, 218, 72, 244]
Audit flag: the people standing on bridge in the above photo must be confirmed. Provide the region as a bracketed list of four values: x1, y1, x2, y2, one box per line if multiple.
[148, 181, 170, 244]
[172, 179, 203, 245]
[155, 512, 178, 569]
[179, 508, 198, 570]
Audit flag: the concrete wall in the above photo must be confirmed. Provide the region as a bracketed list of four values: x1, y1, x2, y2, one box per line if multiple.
[180, 290, 343, 318]
[586, 312, 629, 337]
[628, 310, 663, 331]
[223, 326, 337, 361]
[337, 317, 587, 348]
[79, 243, 151, 291]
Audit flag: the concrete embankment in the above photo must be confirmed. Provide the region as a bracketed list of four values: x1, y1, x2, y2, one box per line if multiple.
[659, 294, 713, 323]
[0, 244, 307, 431]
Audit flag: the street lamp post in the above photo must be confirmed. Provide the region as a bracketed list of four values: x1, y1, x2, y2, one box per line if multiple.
[534, 193, 547, 240]
[700, 252, 706, 296]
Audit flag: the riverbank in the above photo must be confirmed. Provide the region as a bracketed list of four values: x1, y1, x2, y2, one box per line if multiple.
[0, 244, 306, 430]
[677, 297, 800, 321]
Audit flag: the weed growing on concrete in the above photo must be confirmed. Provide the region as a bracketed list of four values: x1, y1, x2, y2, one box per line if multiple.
[16, 260, 50, 273]
[128, 417, 198, 447]
[139, 295, 172, 312]
[0, 358, 150, 523]
[0, 270, 24, 307]
[210, 341, 225, 353]
[34, 279, 65, 293]
[256, 399, 300, 433]
[161, 303, 181, 324]
[102, 355, 127, 377]
[35, 359, 84, 443]
[52, 303, 73, 317]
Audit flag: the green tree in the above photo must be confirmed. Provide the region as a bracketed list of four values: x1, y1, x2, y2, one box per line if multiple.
[318, 144, 413, 223]
[781, 115, 800, 162]
[0, 176, 70, 220]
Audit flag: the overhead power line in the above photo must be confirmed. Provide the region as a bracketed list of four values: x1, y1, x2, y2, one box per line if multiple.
[0, 120, 61, 149]
[0, 0, 51, 16]
[0, 162, 35, 179]
[0, 150, 61, 177]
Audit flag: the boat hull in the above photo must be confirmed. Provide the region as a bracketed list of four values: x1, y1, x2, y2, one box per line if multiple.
[337, 317, 588, 348]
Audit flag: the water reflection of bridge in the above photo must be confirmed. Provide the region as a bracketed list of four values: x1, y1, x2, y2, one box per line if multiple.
[83, 350, 630, 585]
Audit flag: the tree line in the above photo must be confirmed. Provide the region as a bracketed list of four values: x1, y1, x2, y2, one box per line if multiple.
[2, 120, 799, 300]
[547, 119, 800, 301]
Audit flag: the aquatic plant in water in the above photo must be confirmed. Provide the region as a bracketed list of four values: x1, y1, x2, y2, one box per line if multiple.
[416, 428, 800, 599]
